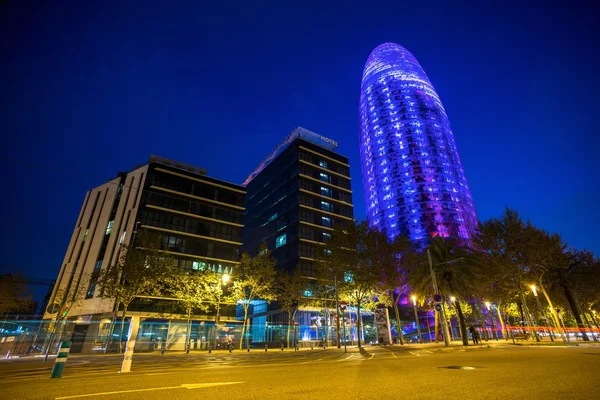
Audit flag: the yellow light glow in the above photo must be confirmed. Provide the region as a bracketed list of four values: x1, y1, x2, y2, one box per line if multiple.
[450, 296, 456, 302]
[530, 285, 538, 296]
[485, 302, 491, 309]
[411, 295, 417, 305]
[222, 273, 230, 283]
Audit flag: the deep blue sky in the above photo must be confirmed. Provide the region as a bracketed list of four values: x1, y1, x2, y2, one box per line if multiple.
[2, 1, 598, 289]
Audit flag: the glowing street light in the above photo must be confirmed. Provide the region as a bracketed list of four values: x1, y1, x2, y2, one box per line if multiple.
[411, 295, 422, 344]
[529, 284, 553, 342]
[213, 273, 231, 351]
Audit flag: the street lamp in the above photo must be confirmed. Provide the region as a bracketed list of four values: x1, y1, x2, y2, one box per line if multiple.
[485, 302, 498, 341]
[530, 284, 553, 342]
[411, 296, 422, 344]
[213, 273, 230, 350]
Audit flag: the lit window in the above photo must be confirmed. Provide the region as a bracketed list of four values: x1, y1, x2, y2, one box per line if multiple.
[268, 213, 278, 222]
[276, 234, 287, 248]
[320, 187, 330, 197]
[119, 231, 127, 244]
[259, 248, 268, 256]
[321, 201, 332, 212]
[105, 221, 114, 235]
[324, 249, 332, 256]
[303, 290, 313, 297]
[193, 261, 206, 271]
[83, 229, 89, 242]
[94, 260, 103, 271]
[344, 271, 353, 283]
[323, 232, 331, 241]
[320, 172, 329, 182]
[322, 217, 331, 228]
[319, 160, 328, 168]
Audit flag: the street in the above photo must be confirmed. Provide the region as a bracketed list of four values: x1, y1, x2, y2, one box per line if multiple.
[1, 342, 599, 399]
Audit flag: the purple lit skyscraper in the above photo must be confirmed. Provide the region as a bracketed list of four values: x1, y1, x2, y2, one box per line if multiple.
[359, 43, 477, 244]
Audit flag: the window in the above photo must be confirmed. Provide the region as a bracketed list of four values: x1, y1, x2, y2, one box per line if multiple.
[344, 271, 353, 283]
[322, 232, 331, 241]
[85, 282, 96, 299]
[105, 221, 114, 235]
[319, 172, 329, 182]
[276, 233, 287, 248]
[193, 261, 206, 270]
[320, 187, 330, 197]
[324, 249, 332, 256]
[268, 213, 278, 222]
[303, 290, 313, 297]
[319, 160, 328, 168]
[321, 201, 332, 212]
[259, 248, 268, 256]
[94, 260, 103, 271]
[119, 231, 127, 244]
[82, 229, 89, 242]
[322, 217, 331, 228]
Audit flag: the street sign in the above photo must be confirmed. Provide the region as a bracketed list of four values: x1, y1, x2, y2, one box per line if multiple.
[46, 303, 60, 314]
[435, 304, 442, 312]
[339, 301, 347, 311]
[433, 294, 442, 303]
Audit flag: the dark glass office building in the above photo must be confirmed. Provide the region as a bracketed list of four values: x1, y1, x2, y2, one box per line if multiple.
[243, 127, 354, 280]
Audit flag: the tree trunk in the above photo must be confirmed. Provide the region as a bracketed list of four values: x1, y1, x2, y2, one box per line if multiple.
[286, 310, 291, 348]
[239, 306, 248, 350]
[538, 281, 564, 339]
[392, 292, 404, 345]
[517, 301, 526, 334]
[356, 304, 362, 348]
[559, 270, 589, 341]
[185, 309, 192, 353]
[455, 300, 469, 346]
[119, 306, 127, 353]
[434, 310, 439, 342]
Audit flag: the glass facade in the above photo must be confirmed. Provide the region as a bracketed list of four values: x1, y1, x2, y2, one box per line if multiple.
[359, 42, 478, 244]
[243, 134, 353, 278]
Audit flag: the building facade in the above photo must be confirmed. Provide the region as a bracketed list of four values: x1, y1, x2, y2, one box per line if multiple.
[243, 127, 354, 279]
[242, 127, 354, 343]
[359, 42, 478, 244]
[44, 155, 244, 352]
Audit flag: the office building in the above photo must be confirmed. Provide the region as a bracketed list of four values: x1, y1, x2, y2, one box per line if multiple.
[359, 43, 478, 244]
[44, 155, 244, 352]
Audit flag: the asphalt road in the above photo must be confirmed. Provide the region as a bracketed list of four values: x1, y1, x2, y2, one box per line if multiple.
[2, 342, 599, 400]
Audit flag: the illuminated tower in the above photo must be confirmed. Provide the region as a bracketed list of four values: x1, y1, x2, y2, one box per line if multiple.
[359, 42, 477, 244]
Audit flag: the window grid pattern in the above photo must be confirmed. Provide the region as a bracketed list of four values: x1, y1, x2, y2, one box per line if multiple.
[359, 42, 478, 245]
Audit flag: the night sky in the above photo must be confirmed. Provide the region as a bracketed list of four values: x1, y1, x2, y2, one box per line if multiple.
[1, 1, 598, 295]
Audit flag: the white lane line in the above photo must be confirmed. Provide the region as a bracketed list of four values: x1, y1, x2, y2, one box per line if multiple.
[409, 351, 422, 357]
[337, 354, 355, 361]
[369, 354, 375, 359]
[55, 382, 244, 399]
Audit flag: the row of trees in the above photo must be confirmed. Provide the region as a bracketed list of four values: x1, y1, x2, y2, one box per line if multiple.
[67, 207, 599, 351]
[313, 208, 600, 345]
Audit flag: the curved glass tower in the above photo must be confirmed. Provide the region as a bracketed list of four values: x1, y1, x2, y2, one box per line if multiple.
[359, 42, 477, 244]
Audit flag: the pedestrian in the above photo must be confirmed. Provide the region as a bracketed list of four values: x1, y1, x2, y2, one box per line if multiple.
[469, 326, 478, 345]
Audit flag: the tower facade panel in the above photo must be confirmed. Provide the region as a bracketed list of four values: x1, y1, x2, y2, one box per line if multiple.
[359, 43, 477, 243]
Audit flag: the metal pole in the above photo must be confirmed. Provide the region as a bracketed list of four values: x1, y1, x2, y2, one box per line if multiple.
[50, 341, 71, 378]
[335, 276, 341, 348]
[532, 287, 553, 342]
[214, 291, 221, 349]
[427, 249, 450, 347]
[412, 300, 422, 344]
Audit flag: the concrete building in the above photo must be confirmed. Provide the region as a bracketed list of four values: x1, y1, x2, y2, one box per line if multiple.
[44, 155, 244, 353]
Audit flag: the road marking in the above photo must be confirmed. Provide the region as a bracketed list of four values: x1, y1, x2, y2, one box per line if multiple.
[369, 354, 375, 359]
[337, 354, 354, 361]
[409, 351, 422, 357]
[55, 382, 244, 399]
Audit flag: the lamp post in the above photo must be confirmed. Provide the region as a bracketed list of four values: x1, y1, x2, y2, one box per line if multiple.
[485, 302, 498, 341]
[450, 296, 458, 341]
[411, 296, 423, 344]
[427, 249, 453, 347]
[213, 273, 230, 350]
[530, 285, 553, 342]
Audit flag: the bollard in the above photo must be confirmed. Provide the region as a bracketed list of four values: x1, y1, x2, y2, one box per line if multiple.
[161, 343, 166, 355]
[310, 343, 314, 350]
[50, 341, 71, 379]
[208, 344, 212, 354]
[265, 344, 268, 352]
[281, 343, 284, 351]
